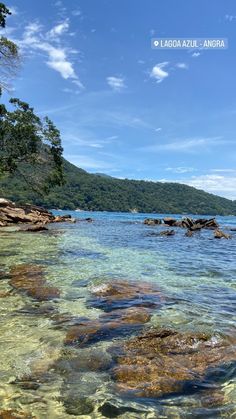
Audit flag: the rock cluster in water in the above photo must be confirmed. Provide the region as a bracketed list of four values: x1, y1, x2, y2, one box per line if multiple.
[64, 280, 163, 347]
[3, 249, 236, 415]
[144, 216, 232, 239]
[0, 198, 73, 228]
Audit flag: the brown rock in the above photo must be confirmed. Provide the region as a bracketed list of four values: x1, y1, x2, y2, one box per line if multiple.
[0, 198, 15, 207]
[10, 264, 60, 301]
[53, 215, 72, 223]
[182, 217, 219, 231]
[214, 229, 231, 239]
[144, 218, 162, 226]
[112, 328, 236, 398]
[100, 307, 151, 327]
[0, 411, 34, 419]
[19, 224, 48, 232]
[0, 198, 73, 227]
[64, 319, 101, 346]
[89, 280, 163, 311]
[159, 229, 175, 236]
[163, 217, 178, 226]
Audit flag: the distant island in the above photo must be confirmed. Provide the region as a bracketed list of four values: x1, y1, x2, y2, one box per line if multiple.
[1, 158, 235, 216]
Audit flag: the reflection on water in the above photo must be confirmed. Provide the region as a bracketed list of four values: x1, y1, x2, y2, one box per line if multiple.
[0, 211, 236, 418]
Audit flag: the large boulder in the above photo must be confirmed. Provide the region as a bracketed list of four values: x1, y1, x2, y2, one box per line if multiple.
[111, 328, 236, 398]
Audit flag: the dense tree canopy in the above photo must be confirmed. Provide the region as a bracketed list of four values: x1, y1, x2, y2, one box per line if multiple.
[0, 3, 19, 92]
[0, 98, 64, 191]
[0, 158, 235, 216]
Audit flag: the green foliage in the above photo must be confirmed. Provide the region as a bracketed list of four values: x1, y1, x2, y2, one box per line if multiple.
[0, 98, 64, 192]
[1, 158, 235, 216]
[0, 2, 10, 28]
[0, 3, 19, 92]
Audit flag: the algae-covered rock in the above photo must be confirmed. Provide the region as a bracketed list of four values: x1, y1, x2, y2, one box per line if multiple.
[112, 328, 236, 398]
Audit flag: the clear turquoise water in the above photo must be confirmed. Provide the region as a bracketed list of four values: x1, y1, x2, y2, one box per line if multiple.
[0, 211, 236, 418]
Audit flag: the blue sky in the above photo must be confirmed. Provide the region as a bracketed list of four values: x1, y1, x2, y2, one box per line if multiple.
[1, 0, 236, 199]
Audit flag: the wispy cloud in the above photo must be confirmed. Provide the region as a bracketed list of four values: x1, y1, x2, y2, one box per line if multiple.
[192, 52, 201, 58]
[107, 76, 126, 91]
[64, 131, 119, 149]
[8, 5, 18, 16]
[225, 14, 236, 22]
[72, 9, 82, 17]
[16, 19, 83, 88]
[176, 62, 188, 69]
[64, 154, 116, 171]
[165, 166, 196, 174]
[47, 19, 69, 40]
[159, 174, 236, 199]
[141, 136, 225, 153]
[182, 174, 236, 200]
[150, 62, 169, 83]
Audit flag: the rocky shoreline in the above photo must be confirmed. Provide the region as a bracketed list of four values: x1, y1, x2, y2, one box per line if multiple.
[0, 198, 74, 229]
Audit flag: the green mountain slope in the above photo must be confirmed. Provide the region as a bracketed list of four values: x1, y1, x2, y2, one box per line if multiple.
[0, 158, 235, 215]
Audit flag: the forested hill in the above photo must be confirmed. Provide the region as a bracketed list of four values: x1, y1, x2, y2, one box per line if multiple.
[0, 158, 235, 215]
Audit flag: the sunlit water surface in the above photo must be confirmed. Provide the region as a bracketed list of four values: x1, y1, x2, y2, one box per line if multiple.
[0, 211, 236, 418]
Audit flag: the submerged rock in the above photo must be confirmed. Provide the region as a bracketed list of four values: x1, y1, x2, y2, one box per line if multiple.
[64, 307, 151, 347]
[64, 319, 101, 346]
[0, 411, 34, 419]
[98, 401, 145, 418]
[88, 280, 163, 312]
[111, 328, 236, 399]
[19, 224, 48, 232]
[159, 229, 175, 236]
[9, 264, 60, 301]
[185, 230, 194, 237]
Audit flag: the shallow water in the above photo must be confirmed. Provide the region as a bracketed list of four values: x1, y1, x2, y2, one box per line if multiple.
[0, 211, 236, 418]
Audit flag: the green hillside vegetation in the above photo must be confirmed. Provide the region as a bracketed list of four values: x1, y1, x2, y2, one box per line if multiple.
[0, 158, 235, 216]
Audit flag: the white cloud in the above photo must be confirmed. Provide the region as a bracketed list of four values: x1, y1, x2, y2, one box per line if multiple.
[107, 76, 126, 91]
[47, 19, 69, 39]
[211, 169, 236, 174]
[106, 135, 119, 141]
[192, 52, 201, 58]
[225, 14, 236, 22]
[17, 20, 83, 88]
[165, 167, 195, 174]
[72, 9, 82, 17]
[159, 174, 236, 199]
[182, 174, 236, 200]
[176, 62, 188, 69]
[155, 127, 162, 132]
[65, 154, 115, 171]
[8, 6, 18, 16]
[141, 136, 225, 153]
[150, 62, 169, 83]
